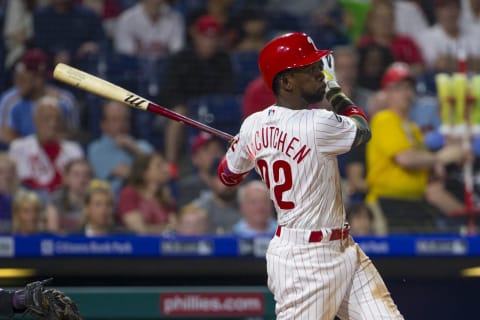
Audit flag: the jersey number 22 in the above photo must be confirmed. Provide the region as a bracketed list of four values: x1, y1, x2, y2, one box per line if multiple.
[257, 159, 295, 210]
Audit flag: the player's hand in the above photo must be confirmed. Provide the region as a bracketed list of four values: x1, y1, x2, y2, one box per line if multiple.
[321, 54, 340, 90]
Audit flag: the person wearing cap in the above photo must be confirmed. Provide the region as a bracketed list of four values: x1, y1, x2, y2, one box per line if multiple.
[0, 49, 79, 145]
[158, 14, 235, 179]
[217, 32, 402, 319]
[113, 0, 185, 59]
[177, 132, 223, 207]
[366, 62, 468, 234]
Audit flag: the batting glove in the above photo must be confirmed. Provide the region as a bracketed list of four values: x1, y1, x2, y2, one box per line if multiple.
[322, 54, 340, 90]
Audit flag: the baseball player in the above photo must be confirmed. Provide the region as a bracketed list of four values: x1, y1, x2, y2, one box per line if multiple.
[217, 32, 403, 319]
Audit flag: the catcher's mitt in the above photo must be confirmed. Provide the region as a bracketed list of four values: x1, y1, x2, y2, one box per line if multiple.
[22, 278, 82, 320]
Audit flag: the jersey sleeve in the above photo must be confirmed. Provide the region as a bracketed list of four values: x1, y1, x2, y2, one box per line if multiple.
[314, 109, 358, 155]
[224, 120, 255, 174]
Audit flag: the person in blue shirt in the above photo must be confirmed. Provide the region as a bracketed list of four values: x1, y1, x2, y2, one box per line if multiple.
[233, 180, 277, 237]
[87, 100, 154, 197]
[0, 49, 79, 145]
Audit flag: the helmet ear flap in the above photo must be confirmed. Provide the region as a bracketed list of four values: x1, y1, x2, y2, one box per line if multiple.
[271, 69, 292, 95]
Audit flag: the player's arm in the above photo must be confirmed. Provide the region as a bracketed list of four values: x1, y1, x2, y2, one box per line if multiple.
[217, 155, 249, 186]
[322, 54, 371, 148]
[217, 135, 252, 187]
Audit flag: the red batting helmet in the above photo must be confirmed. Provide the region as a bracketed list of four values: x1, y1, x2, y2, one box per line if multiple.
[381, 62, 415, 89]
[258, 32, 330, 92]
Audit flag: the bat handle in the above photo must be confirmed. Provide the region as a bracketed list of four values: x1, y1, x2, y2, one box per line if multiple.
[146, 103, 234, 142]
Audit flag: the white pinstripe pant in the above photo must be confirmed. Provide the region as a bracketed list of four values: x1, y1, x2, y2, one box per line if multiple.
[266, 227, 404, 320]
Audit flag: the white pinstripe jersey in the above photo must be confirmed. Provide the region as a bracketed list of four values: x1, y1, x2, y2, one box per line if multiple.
[225, 105, 357, 230]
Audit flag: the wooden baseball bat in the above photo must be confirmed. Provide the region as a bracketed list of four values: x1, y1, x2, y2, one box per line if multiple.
[53, 63, 234, 142]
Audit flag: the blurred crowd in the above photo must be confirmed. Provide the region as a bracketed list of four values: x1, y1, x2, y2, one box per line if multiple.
[0, 0, 479, 237]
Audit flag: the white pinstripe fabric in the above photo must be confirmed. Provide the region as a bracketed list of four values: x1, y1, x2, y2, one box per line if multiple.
[225, 106, 357, 229]
[266, 235, 404, 320]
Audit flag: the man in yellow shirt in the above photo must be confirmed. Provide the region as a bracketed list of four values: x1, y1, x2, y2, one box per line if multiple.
[366, 62, 466, 234]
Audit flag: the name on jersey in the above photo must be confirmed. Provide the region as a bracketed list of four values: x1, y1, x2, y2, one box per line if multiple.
[251, 126, 311, 164]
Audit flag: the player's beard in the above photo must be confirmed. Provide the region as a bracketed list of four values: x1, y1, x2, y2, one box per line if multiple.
[302, 89, 325, 105]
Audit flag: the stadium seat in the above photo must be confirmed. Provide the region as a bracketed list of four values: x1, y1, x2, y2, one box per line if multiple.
[137, 57, 169, 100]
[187, 94, 243, 142]
[231, 51, 260, 94]
[134, 57, 170, 145]
[104, 53, 140, 92]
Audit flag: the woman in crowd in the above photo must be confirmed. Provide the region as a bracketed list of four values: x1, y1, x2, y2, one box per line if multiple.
[45, 159, 93, 234]
[118, 152, 176, 234]
[12, 190, 43, 235]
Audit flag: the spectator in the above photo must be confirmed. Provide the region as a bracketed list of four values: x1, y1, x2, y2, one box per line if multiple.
[366, 62, 467, 234]
[32, 0, 105, 70]
[186, 0, 236, 36]
[113, 0, 185, 59]
[192, 170, 240, 235]
[233, 180, 277, 237]
[416, 0, 480, 74]
[460, 0, 480, 32]
[242, 75, 275, 119]
[332, 45, 372, 115]
[87, 100, 154, 196]
[346, 202, 375, 236]
[44, 158, 93, 234]
[343, 144, 368, 204]
[340, 0, 429, 43]
[159, 14, 234, 176]
[175, 204, 209, 236]
[357, 1, 425, 76]
[8, 95, 84, 199]
[118, 152, 176, 234]
[0, 153, 19, 233]
[356, 43, 394, 91]
[3, 0, 48, 70]
[81, 179, 123, 236]
[177, 132, 223, 207]
[11, 190, 43, 235]
[307, 0, 350, 50]
[265, 0, 321, 32]
[0, 49, 79, 144]
[394, 0, 430, 41]
[79, 0, 123, 38]
[334, 46, 374, 203]
[231, 8, 269, 53]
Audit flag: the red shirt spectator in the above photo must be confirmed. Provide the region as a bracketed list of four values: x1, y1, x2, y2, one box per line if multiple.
[117, 152, 176, 234]
[118, 185, 173, 226]
[357, 35, 423, 66]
